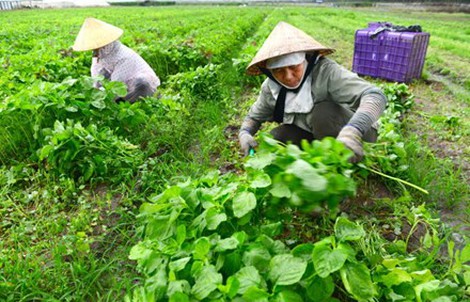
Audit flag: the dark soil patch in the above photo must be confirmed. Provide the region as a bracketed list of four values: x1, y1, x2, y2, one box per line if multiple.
[88, 184, 131, 256]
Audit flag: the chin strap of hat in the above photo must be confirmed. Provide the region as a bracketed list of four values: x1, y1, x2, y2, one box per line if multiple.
[260, 53, 319, 123]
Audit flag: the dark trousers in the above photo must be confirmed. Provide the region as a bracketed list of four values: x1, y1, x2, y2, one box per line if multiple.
[125, 78, 155, 103]
[116, 78, 155, 103]
[270, 102, 378, 146]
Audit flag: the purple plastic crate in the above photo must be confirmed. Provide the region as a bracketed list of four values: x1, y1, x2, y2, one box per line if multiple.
[352, 27, 430, 83]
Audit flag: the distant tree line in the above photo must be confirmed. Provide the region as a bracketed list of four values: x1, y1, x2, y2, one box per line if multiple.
[329, 0, 469, 3]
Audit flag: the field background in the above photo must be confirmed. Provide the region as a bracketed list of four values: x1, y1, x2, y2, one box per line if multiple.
[0, 5, 468, 301]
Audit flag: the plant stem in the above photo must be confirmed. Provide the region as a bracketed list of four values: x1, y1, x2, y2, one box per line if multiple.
[360, 165, 429, 195]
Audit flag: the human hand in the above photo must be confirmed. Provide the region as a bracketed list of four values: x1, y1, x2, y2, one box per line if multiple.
[239, 131, 258, 157]
[337, 125, 363, 163]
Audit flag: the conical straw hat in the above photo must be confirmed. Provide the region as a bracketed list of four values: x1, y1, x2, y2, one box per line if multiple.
[246, 22, 335, 75]
[72, 18, 123, 51]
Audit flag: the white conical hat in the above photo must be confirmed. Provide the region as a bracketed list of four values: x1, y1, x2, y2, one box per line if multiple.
[72, 18, 123, 51]
[246, 21, 335, 75]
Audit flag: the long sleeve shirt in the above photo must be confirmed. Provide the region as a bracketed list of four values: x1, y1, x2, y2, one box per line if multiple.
[246, 57, 387, 136]
[91, 41, 160, 95]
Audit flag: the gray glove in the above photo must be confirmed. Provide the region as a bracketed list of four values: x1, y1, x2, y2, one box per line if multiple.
[337, 125, 364, 163]
[239, 117, 261, 157]
[239, 131, 258, 157]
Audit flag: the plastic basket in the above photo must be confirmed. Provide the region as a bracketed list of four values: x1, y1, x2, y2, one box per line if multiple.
[352, 26, 430, 83]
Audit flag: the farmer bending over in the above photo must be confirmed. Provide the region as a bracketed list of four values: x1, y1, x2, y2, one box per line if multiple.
[72, 18, 160, 103]
[239, 22, 387, 162]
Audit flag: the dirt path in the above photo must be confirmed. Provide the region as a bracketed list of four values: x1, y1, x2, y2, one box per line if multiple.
[407, 73, 469, 243]
[410, 75, 469, 181]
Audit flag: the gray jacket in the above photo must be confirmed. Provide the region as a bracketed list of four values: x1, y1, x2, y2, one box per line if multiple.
[246, 57, 386, 134]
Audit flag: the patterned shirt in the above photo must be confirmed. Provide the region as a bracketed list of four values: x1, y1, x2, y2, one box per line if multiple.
[91, 41, 160, 95]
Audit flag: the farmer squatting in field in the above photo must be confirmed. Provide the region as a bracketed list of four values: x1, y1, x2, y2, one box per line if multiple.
[239, 22, 387, 163]
[72, 18, 160, 103]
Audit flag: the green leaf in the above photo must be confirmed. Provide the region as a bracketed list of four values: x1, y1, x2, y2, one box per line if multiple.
[242, 286, 270, 302]
[200, 170, 220, 186]
[292, 243, 314, 261]
[193, 237, 211, 260]
[286, 144, 303, 156]
[220, 276, 240, 299]
[167, 280, 190, 297]
[242, 245, 271, 273]
[141, 214, 173, 241]
[91, 99, 106, 109]
[233, 191, 257, 218]
[234, 266, 263, 295]
[191, 261, 203, 277]
[146, 267, 168, 301]
[268, 254, 307, 286]
[382, 258, 401, 269]
[221, 252, 242, 277]
[464, 270, 470, 286]
[260, 222, 283, 237]
[144, 255, 168, 276]
[460, 244, 470, 262]
[38, 144, 54, 160]
[128, 242, 152, 261]
[306, 275, 335, 302]
[337, 243, 357, 261]
[334, 217, 366, 241]
[417, 280, 459, 301]
[385, 289, 407, 302]
[414, 280, 440, 302]
[176, 224, 186, 246]
[270, 181, 291, 198]
[272, 290, 303, 302]
[169, 257, 191, 272]
[257, 235, 288, 255]
[148, 186, 182, 204]
[169, 292, 189, 302]
[83, 162, 95, 181]
[191, 265, 223, 300]
[312, 244, 348, 278]
[245, 152, 276, 170]
[410, 269, 434, 283]
[232, 231, 247, 246]
[107, 80, 128, 96]
[65, 106, 78, 112]
[286, 159, 327, 192]
[215, 237, 240, 252]
[205, 207, 227, 230]
[250, 171, 272, 188]
[340, 262, 377, 301]
[378, 268, 412, 288]
[392, 282, 416, 301]
[429, 297, 453, 302]
[237, 211, 252, 226]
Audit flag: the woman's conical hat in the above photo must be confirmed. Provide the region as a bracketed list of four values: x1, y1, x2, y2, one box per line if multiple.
[72, 18, 123, 51]
[246, 21, 335, 75]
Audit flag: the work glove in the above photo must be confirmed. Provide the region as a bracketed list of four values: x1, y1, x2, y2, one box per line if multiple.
[336, 125, 364, 163]
[239, 117, 261, 157]
[239, 131, 258, 157]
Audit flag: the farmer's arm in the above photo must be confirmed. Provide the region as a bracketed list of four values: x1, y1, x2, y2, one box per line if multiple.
[239, 79, 276, 155]
[91, 57, 111, 89]
[325, 61, 387, 161]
